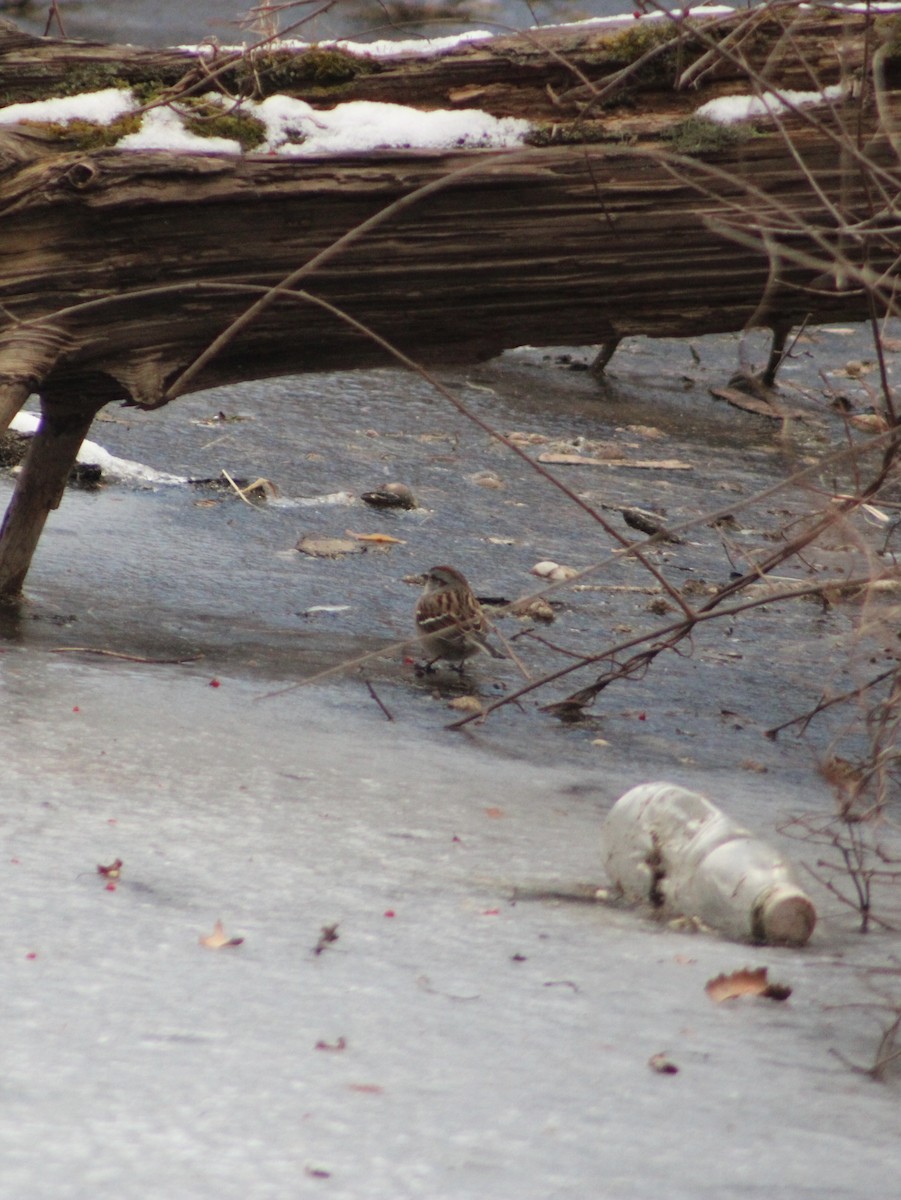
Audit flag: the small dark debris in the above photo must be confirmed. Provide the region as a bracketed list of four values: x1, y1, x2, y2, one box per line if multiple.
[622, 507, 682, 543]
[69, 462, 103, 489]
[361, 481, 416, 510]
[0, 430, 28, 468]
[313, 922, 340, 955]
[315, 1036, 347, 1052]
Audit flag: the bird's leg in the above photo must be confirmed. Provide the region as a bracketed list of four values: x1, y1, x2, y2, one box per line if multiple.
[761, 320, 793, 388]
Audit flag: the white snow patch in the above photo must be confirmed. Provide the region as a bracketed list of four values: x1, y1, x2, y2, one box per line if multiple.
[697, 83, 845, 123]
[115, 105, 242, 153]
[0, 86, 528, 157]
[251, 94, 529, 155]
[309, 29, 496, 58]
[529, 4, 734, 33]
[9, 412, 186, 486]
[0, 87, 135, 127]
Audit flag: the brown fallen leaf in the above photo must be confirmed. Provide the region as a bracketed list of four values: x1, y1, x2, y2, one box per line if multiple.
[447, 695, 483, 714]
[199, 919, 245, 950]
[344, 530, 405, 544]
[97, 857, 123, 879]
[705, 966, 791, 1003]
[709, 386, 811, 421]
[510, 596, 555, 622]
[848, 412, 890, 434]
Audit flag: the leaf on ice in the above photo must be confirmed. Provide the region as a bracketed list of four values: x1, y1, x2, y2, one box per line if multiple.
[295, 535, 361, 557]
[705, 966, 791, 1002]
[538, 452, 627, 466]
[199, 919, 244, 950]
[709, 386, 785, 418]
[537, 452, 693, 470]
[447, 695, 483, 713]
[97, 857, 123, 879]
[344, 530, 405, 544]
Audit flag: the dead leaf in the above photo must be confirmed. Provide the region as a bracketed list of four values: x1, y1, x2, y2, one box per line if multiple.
[538, 452, 624, 466]
[447, 695, 483, 714]
[506, 431, 549, 446]
[469, 471, 504, 488]
[648, 1052, 679, 1074]
[710, 386, 794, 420]
[627, 424, 664, 439]
[344, 530, 405, 544]
[97, 857, 123, 879]
[840, 359, 875, 377]
[849, 413, 890, 434]
[199, 919, 244, 950]
[484, 807, 505, 819]
[705, 966, 791, 1002]
[295, 535, 361, 557]
[510, 596, 555, 622]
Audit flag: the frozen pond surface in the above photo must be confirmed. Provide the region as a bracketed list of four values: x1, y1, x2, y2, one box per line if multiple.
[3, 332, 901, 1196]
[16, 0, 671, 47]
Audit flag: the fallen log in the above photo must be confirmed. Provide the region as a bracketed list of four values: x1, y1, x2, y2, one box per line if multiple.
[0, 4, 898, 593]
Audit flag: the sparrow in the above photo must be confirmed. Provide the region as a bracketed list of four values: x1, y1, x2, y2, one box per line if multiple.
[414, 565, 506, 670]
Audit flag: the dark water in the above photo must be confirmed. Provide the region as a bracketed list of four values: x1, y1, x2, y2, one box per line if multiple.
[16, 0, 658, 46]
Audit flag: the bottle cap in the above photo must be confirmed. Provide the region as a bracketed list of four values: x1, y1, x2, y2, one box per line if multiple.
[756, 887, 816, 946]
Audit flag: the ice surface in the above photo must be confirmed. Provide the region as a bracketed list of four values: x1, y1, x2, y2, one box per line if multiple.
[4, 337, 901, 1197]
[2, 651, 900, 1199]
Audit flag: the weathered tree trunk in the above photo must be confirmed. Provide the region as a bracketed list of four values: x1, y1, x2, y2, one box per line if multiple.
[0, 401, 100, 595]
[0, 5, 897, 592]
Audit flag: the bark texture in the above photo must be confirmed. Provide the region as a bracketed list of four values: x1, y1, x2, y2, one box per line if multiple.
[0, 5, 897, 590]
[0, 7, 897, 412]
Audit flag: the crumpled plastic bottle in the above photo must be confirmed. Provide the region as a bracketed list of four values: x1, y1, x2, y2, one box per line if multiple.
[601, 782, 816, 946]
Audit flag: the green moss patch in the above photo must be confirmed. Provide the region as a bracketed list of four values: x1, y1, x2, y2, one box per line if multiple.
[524, 120, 610, 146]
[234, 45, 379, 97]
[35, 112, 143, 150]
[179, 99, 267, 150]
[664, 114, 756, 154]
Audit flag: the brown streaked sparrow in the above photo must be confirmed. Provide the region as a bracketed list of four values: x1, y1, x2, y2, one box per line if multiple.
[415, 565, 506, 669]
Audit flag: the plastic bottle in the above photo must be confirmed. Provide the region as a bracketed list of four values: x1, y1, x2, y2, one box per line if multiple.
[601, 782, 816, 946]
